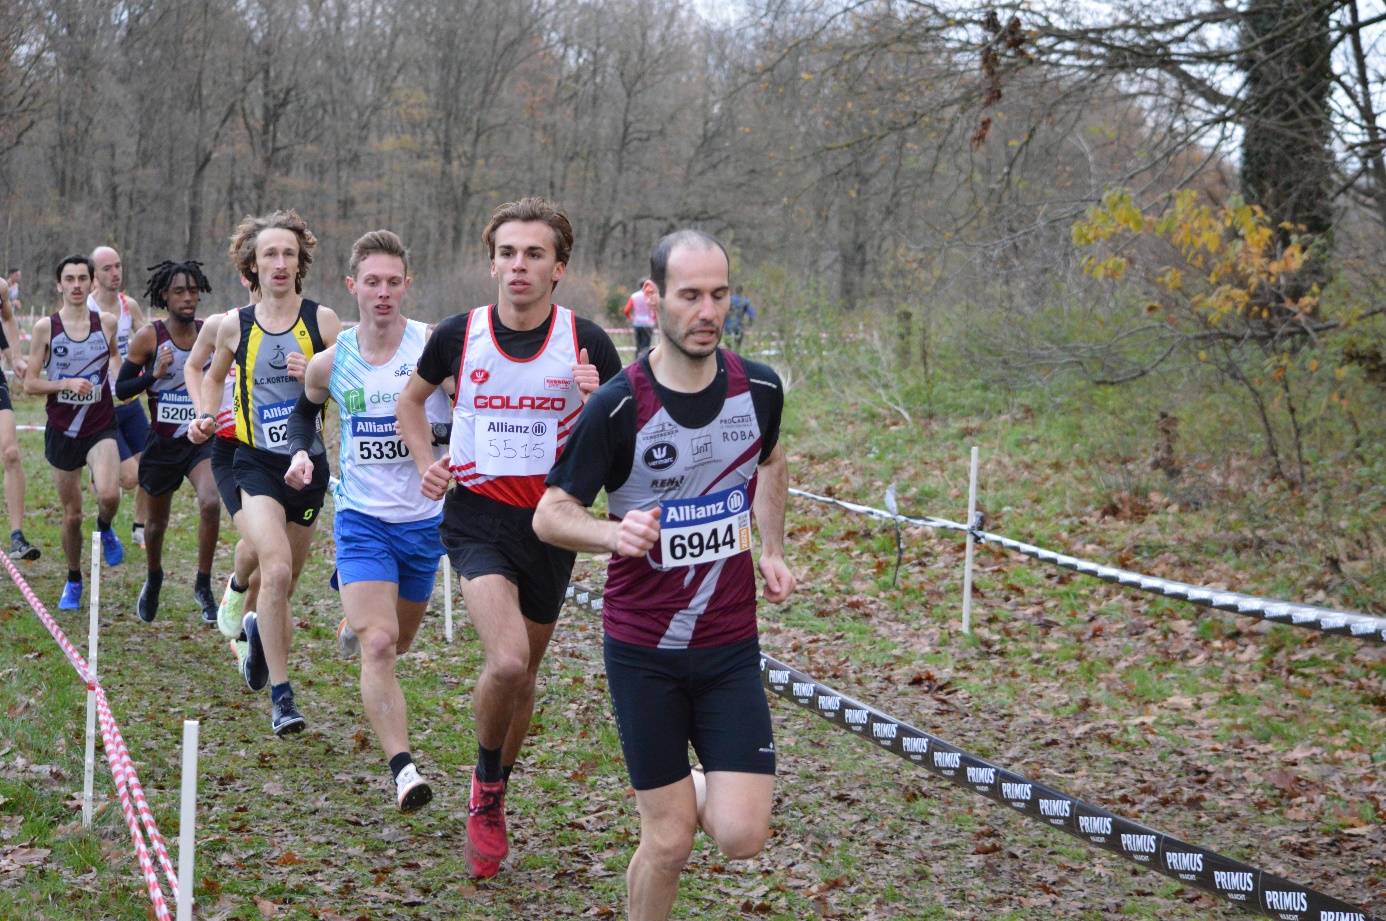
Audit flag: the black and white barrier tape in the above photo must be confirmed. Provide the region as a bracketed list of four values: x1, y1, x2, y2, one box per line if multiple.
[788, 488, 1386, 645]
[560, 585, 1375, 921]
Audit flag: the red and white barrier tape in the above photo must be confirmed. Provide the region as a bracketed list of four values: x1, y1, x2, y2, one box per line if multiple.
[2, 554, 176, 917]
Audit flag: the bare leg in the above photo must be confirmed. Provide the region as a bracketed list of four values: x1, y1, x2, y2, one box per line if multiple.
[88, 438, 121, 525]
[342, 580, 426, 760]
[188, 460, 220, 574]
[143, 492, 174, 571]
[628, 779, 698, 921]
[0, 410, 26, 533]
[235, 494, 296, 684]
[52, 468, 84, 573]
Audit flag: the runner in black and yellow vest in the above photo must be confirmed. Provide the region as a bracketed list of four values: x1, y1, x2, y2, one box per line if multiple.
[190, 210, 340, 737]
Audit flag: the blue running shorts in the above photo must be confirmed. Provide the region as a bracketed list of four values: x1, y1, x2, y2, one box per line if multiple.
[334, 508, 444, 603]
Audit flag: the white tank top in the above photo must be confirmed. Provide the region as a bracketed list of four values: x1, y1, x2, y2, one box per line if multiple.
[329, 320, 448, 523]
[447, 305, 580, 508]
[90, 292, 134, 358]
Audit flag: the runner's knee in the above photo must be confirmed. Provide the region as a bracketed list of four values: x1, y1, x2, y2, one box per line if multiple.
[0, 442, 18, 468]
[198, 492, 220, 517]
[713, 822, 768, 861]
[640, 820, 696, 873]
[359, 627, 400, 664]
[483, 650, 530, 689]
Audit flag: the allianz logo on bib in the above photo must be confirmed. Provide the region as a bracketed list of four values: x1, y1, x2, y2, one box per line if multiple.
[350, 416, 398, 436]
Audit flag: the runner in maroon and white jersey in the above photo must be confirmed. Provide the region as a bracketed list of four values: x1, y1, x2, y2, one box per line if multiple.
[24, 254, 125, 611]
[397, 197, 620, 877]
[534, 229, 795, 921]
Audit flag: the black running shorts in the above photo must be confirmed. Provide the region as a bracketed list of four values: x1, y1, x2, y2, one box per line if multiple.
[44, 425, 117, 473]
[232, 444, 328, 526]
[0, 368, 11, 413]
[438, 486, 576, 626]
[210, 437, 241, 517]
[138, 434, 212, 498]
[603, 635, 776, 791]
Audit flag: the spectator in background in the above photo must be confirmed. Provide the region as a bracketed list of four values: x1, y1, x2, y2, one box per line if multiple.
[624, 281, 656, 358]
[7, 269, 20, 314]
[725, 285, 755, 352]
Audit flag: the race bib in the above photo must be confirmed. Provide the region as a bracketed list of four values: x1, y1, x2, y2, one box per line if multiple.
[154, 390, 196, 425]
[658, 483, 752, 569]
[474, 414, 556, 476]
[56, 375, 102, 406]
[351, 415, 410, 465]
[258, 399, 318, 447]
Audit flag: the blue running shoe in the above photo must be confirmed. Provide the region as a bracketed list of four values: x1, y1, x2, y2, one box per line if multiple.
[100, 529, 124, 567]
[242, 612, 269, 691]
[58, 581, 83, 610]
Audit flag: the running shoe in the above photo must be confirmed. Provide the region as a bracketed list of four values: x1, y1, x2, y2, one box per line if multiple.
[58, 581, 83, 610]
[8, 534, 39, 562]
[271, 691, 305, 737]
[241, 612, 269, 692]
[217, 574, 247, 638]
[464, 840, 500, 879]
[194, 582, 217, 626]
[395, 763, 433, 814]
[136, 572, 162, 623]
[466, 773, 509, 864]
[132, 524, 145, 550]
[230, 638, 249, 671]
[99, 529, 124, 567]
[336, 619, 359, 658]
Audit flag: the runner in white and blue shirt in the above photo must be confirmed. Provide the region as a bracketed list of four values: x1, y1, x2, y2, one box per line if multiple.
[285, 231, 448, 814]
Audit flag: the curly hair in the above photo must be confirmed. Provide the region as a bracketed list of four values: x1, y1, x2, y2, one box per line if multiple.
[143, 260, 212, 311]
[228, 209, 317, 293]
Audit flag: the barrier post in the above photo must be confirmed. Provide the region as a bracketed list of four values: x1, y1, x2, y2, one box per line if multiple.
[82, 531, 100, 828]
[176, 720, 198, 921]
[443, 556, 453, 643]
[961, 446, 979, 634]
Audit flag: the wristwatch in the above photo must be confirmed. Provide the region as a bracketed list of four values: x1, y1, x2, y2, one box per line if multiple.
[198, 412, 215, 421]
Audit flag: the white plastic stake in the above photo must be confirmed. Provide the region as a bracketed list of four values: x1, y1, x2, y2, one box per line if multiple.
[961, 447, 979, 635]
[176, 720, 199, 921]
[443, 555, 454, 643]
[82, 531, 100, 827]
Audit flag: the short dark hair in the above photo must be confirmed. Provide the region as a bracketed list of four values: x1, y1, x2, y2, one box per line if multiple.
[483, 198, 574, 266]
[55, 254, 95, 282]
[143, 260, 212, 311]
[6, 268, 17, 276]
[648, 230, 728, 296]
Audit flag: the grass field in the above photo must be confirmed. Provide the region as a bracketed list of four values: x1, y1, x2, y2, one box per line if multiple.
[1, 349, 1383, 920]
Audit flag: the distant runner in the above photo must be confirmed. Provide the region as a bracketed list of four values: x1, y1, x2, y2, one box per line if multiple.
[0, 274, 37, 561]
[535, 230, 795, 921]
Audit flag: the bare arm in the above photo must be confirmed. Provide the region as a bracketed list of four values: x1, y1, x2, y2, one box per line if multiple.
[316, 304, 342, 349]
[752, 442, 795, 603]
[184, 313, 222, 416]
[0, 301, 22, 377]
[533, 486, 661, 558]
[189, 316, 239, 443]
[125, 296, 147, 333]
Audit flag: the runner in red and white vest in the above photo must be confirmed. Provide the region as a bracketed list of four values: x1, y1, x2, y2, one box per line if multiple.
[534, 229, 795, 921]
[115, 260, 222, 627]
[23, 254, 125, 611]
[398, 197, 621, 878]
[90, 245, 150, 547]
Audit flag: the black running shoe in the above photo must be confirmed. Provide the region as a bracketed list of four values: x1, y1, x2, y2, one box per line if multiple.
[194, 582, 217, 626]
[8, 534, 39, 562]
[242, 612, 269, 691]
[271, 693, 306, 737]
[137, 572, 163, 624]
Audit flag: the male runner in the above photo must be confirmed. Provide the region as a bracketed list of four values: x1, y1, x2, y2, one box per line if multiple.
[24, 255, 125, 609]
[7, 269, 21, 313]
[397, 197, 621, 876]
[0, 278, 38, 560]
[287, 230, 450, 811]
[115, 260, 221, 625]
[90, 246, 150, 547]
[623, 282, 655, 358]
[189, 210, 339, 736]
[187, 275, 263, 647]
[533, 230, 795, 921]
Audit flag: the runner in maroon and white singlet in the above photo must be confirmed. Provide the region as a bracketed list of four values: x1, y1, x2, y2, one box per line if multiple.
[397, 197, 621, 877]
[534, 229, 795, 921]
[24, 254, 125, 611]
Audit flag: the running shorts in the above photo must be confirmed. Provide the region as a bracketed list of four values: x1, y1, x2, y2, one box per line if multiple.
[335, 508, 444, 603]
[138, 433, 212, 498]
[114, 399, 150, 461]
[0, 368, 11, 413]
[44, 425, 117, 473]
[438, 486, 575, 626]
[232, 444, 328, 526]
[210, 437, 241, 517]
[603, 635, 776, 791]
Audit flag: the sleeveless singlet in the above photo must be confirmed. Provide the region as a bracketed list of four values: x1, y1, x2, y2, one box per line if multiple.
[147, 319, 205, 440]
[329, 320, 449, 523]
[232, 300, 324, 453]
[44, 310, 116, 438]
[603, 351, 764, 650]
[447, 305, 580, 508]
[89, 292, 134, 359]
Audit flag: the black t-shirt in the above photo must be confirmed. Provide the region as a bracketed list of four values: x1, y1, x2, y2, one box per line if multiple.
[415, 305, 622, 387]
[546, 351, 783, 506]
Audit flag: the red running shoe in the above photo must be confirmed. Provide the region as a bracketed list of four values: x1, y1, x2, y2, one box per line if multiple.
[467, 772, 509, 864]
[464, 837, 500, 878]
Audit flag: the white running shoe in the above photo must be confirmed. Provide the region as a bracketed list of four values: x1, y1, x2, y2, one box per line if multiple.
[337, 619, 359, 658]
[395, 763, 433, 814]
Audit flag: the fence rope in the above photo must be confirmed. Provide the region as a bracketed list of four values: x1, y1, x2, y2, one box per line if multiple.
[3, 554, 177, 917]
[788, 488, 1386, 644]
[561, 584, 1374, 920]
